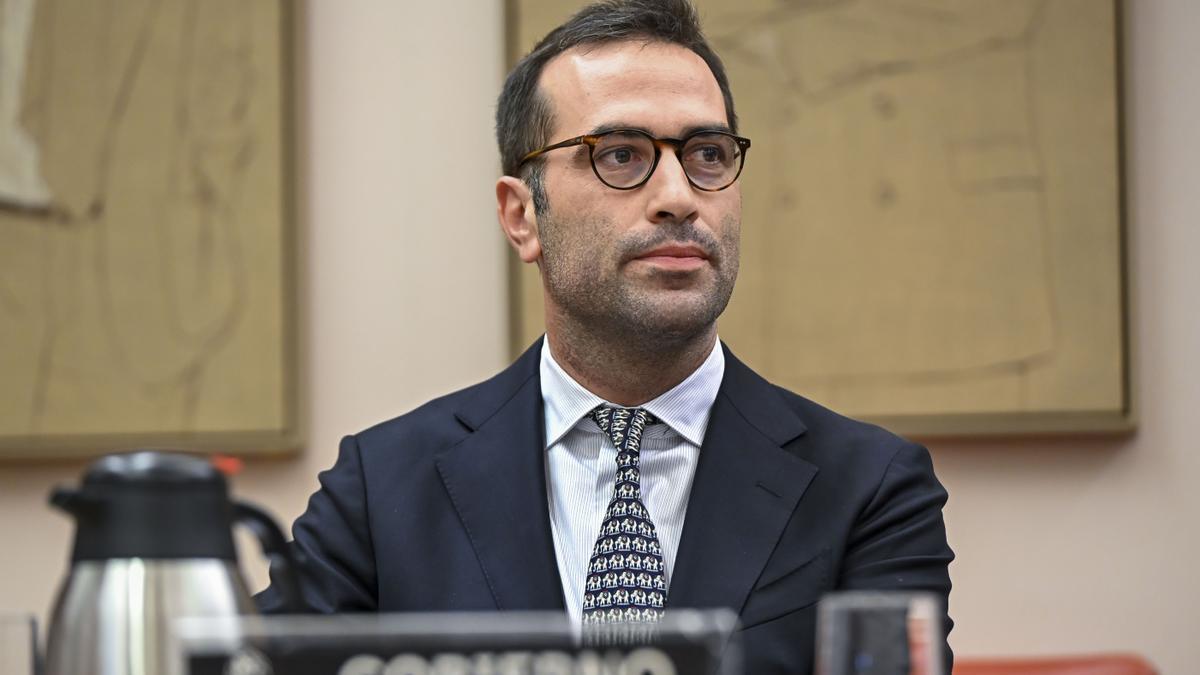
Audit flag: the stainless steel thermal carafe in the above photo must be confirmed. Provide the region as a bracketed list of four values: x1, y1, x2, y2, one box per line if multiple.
[44, 451, 301, 675]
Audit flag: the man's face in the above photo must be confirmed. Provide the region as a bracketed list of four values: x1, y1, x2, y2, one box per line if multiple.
[532, 41, 741, 343]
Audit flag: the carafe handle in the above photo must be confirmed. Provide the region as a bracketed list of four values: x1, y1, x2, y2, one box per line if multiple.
[234, 501, 305, 612]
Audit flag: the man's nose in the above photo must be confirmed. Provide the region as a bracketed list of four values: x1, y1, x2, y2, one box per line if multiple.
[644, 151, 700, 225]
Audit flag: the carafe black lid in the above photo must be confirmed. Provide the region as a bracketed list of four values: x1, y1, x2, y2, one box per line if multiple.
[53, 450, 240, 562]
[83, 450, 226, 488]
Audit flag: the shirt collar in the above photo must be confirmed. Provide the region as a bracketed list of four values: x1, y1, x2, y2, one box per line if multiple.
[539, 338, 725, 449]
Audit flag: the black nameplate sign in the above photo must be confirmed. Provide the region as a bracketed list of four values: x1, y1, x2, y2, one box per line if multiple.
[178, 613, 739, 675]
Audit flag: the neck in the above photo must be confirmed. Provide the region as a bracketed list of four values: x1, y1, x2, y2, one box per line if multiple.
[545, 320, 717, 407]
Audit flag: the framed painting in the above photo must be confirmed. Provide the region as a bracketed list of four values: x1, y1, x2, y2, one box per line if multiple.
[0, 0, 299, 457]
[508, 0, 1131, 436]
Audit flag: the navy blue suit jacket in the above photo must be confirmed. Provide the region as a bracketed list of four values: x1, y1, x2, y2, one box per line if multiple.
[259, 340, 954, 673]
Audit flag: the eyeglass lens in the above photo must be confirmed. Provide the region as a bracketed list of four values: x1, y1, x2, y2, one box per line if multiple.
[591, 131, 742, 190]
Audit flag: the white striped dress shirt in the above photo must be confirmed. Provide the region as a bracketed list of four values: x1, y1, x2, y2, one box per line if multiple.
[540, 339, 725, 627]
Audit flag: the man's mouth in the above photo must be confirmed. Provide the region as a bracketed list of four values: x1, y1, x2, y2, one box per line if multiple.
[632, 244, 711, 270]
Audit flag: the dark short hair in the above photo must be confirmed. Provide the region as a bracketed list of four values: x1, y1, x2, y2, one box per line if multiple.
[496, 0, 738, 208]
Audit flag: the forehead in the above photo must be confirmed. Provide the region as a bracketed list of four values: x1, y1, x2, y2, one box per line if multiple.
[538, 40, 728, 137]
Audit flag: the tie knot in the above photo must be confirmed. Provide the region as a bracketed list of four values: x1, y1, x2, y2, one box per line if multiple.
[588, 405, 658, 452]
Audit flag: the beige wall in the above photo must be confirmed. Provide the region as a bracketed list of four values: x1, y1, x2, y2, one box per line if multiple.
[1, 1, 1197, 672]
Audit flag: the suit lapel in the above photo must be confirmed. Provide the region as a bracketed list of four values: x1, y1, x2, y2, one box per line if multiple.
[434, 340, 565, 611]
[667, 346, 819, 613]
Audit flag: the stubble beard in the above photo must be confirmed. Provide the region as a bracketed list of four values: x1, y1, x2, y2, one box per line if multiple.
[538, 209, 740, 356]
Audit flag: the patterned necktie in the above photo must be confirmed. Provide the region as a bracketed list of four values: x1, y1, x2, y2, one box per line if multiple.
[582, 405, 668, 626]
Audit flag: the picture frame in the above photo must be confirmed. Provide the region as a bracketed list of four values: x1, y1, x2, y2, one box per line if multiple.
[0, 0, 300, 458]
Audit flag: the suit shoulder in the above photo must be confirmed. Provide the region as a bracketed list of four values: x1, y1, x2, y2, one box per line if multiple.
[350, 378, 494, 459]
[769, 382, 920, 464]
[349, 354, 541, 463]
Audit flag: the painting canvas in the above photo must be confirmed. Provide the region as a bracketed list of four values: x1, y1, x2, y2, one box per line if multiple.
[0, 0, 297, 457]
[510, 0, 1129, 436]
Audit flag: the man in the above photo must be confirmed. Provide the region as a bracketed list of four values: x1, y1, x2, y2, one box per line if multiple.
[259, 1, 954, 672]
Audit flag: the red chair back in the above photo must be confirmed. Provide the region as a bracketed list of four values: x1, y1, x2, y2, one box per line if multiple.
[955, 654, 1157, 675]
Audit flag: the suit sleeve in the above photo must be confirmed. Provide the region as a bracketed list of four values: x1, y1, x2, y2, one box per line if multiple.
[840, 441, 955, 671]
[255, 435, 379, 613]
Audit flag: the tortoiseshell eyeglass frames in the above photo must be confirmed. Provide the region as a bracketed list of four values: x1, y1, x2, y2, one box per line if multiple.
[519, 128, 751, 192]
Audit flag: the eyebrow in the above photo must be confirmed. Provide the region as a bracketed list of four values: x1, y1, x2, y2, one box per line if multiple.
[587, 121, 733, 138]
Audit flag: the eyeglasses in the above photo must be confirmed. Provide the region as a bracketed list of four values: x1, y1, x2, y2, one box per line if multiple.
[519, 128, 751, 192]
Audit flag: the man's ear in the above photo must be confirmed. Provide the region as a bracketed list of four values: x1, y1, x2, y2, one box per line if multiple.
[496, 176, 542, 264]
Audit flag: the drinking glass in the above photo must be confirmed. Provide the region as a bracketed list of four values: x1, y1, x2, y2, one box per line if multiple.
[816, 591, 944, 675]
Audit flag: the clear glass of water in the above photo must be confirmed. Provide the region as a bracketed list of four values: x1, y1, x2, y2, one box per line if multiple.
[816, 591, 944, 675]
[0, 613, 38, 675]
